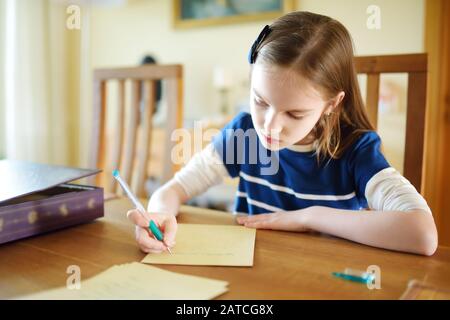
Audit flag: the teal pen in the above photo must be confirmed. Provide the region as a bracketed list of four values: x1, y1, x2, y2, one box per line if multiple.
[112, 169, 172, 254]
[332, 272, 374, 284]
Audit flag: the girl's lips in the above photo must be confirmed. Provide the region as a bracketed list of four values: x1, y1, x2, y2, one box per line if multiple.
[263, 134, 281, 144]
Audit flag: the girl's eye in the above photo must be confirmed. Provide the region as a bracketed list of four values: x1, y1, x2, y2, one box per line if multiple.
[254, 98, 268, 107]
[287, 112, 304, 120]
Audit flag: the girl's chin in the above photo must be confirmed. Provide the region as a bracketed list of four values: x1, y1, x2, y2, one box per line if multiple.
[257, 133, 283, 150]
[261, 140, 284, 151]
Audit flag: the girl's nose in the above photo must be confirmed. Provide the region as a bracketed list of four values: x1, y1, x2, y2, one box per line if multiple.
[264, 110, 282, 135]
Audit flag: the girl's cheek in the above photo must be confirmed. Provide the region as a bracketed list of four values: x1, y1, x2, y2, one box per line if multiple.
[251, 107, 266, 129]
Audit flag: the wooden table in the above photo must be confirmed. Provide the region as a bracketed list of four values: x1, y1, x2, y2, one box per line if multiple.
[1, 197, 450, 299]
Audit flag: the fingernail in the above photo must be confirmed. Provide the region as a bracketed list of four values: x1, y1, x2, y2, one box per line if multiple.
[165, 241, 174, 247]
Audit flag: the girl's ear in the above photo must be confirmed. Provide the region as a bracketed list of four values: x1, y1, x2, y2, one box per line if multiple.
[325, 91, 345, 115]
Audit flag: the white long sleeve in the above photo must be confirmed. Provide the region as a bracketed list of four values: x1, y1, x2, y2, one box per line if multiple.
[173, 143, 230, 199]
[365, 167, 432, 214]
[174, 145, 432, 214]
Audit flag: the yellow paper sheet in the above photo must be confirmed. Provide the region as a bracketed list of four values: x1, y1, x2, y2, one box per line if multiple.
[18, 262, 228, 300]
[141, 223, 256, 266]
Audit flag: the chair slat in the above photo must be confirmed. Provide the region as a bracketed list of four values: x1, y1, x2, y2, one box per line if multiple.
[366, 74, 380, 129]
[89, 80, 107, 186]
[105, 80, 125, 193]
[132, 80, 155, 197]
[120, 80, 140, 194]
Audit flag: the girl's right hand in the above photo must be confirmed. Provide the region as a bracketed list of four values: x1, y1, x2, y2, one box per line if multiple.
[126, 209, 177, 254]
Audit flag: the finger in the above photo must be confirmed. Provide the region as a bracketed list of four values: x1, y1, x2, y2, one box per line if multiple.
[245, 221, 273, 230]
[141, 246, 164, 254]
[127, 210, 149, 228]
[136, 228, 166, 251]
[237, 217, 250, 224]
[162, 216, 177, 247]
[239, 213, 273, 224]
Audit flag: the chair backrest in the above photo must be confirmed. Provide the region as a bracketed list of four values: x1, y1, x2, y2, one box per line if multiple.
[354, 53, 427, 193]
[89, 65, 183, 198]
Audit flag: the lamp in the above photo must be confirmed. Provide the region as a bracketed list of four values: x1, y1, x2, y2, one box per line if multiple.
[213, 66, 233, 115]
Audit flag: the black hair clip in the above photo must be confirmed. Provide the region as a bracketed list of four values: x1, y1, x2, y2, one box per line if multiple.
[248, 25, 272, 64]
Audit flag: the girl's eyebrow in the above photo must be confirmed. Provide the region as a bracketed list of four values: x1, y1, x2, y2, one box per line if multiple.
[253, 89, 315, 114]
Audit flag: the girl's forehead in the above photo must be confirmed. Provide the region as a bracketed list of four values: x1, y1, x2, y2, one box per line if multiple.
[250, 64, 326, 111]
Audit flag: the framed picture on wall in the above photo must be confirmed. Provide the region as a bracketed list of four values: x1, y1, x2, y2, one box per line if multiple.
[173, 0, 297, 29]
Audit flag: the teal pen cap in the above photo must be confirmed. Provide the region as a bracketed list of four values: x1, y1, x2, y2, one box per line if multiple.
[147, 219, 172, 254]
[149, 220, 163, 241]
[332, 272, 374, 284]
[112, 169, 172, 254]
[343, 268, 374, 280]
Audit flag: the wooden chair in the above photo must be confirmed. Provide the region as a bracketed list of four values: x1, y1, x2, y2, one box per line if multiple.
[354, 53, 427, 193]
[89, 65, 183, 198]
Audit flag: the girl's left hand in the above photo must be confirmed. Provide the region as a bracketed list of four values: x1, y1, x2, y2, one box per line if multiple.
[236, 209, 310, 232]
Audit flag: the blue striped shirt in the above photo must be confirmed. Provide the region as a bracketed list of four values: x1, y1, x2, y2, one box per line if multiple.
[212, 112, 390, 214]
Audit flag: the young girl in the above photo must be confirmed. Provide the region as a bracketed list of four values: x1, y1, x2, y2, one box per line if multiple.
[127, 11, 437, 256]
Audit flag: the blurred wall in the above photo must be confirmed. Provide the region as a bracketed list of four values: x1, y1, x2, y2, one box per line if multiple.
[89, 0, 424, 121]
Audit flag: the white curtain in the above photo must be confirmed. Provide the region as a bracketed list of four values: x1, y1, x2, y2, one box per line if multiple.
[2, 0, 75, 165]
[0, 1, 6, 159]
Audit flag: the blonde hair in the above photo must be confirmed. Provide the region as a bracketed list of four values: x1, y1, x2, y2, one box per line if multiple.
[253, 11, 374, 163]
